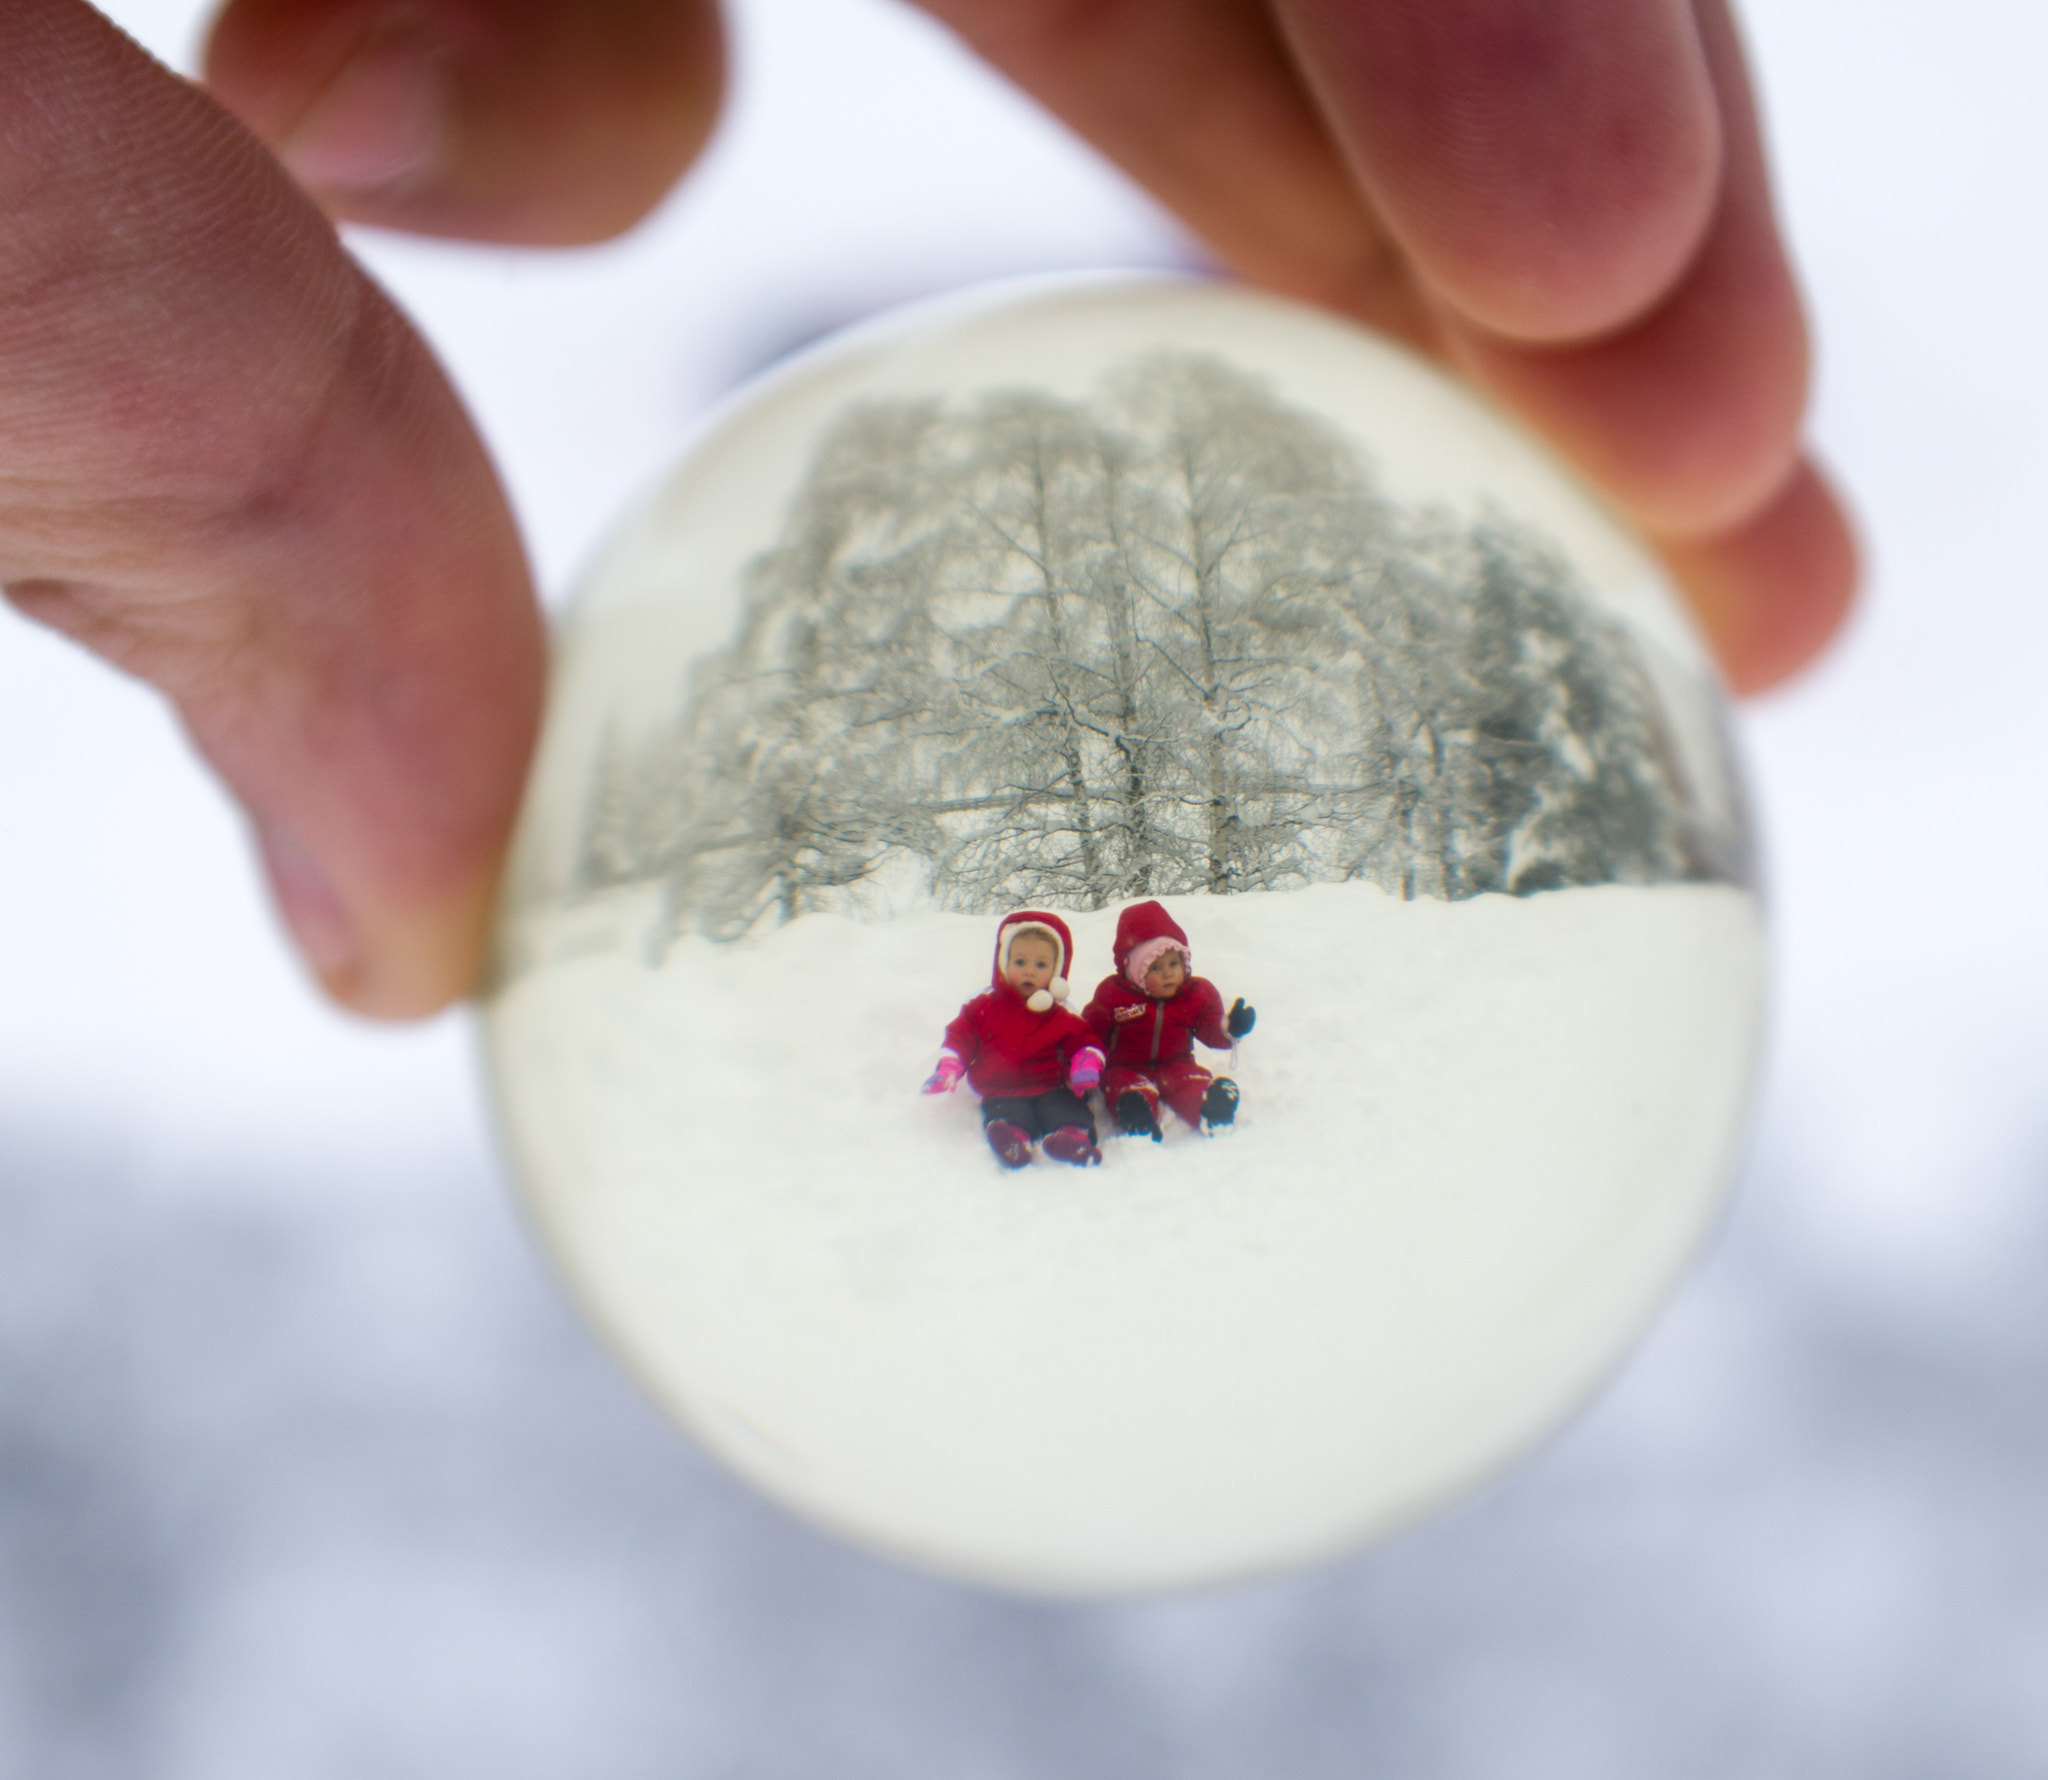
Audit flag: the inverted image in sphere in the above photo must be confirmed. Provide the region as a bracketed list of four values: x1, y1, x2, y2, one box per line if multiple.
[485, 277, 1763, 1594]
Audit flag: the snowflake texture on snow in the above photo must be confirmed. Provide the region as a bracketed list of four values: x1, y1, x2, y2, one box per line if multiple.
[488, 878, 1761, 1592]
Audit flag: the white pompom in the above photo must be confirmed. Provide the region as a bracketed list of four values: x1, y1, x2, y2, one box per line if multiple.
[1050, 975, 1070, 1002]
[1027, 989, 1054, 1013]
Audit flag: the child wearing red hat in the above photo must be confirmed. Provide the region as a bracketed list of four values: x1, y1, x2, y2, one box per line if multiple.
[923, 910, 1105, 1169]
[1082, 900, 1257, 1141]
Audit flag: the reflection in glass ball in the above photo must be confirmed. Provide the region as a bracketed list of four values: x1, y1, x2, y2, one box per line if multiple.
[484, 278, 1763, 1594]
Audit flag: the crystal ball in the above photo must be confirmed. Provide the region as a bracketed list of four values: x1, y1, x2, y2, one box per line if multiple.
[484, 277, 1763, 1594]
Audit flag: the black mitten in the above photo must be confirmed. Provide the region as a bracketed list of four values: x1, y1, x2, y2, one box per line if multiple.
[1226, 997, 1256, 1038]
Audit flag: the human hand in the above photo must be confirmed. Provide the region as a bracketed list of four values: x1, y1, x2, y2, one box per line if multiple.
[922, 1053, 966, 1096]
[5, 0, 1848, 1023]
[1226, 998, 1256, 1040]
[200, 0, 1856, 691]
[1068, 1047, 1105, 1092]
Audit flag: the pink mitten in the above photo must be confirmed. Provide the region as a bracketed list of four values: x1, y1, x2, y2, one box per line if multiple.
[922, 1053, 966, 1095]
[1068, 1047, 1105, 1092]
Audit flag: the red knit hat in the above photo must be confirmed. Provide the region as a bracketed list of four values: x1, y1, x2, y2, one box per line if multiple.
[1112, 900, 1191, 990]
[992, 909, 1076, 1013]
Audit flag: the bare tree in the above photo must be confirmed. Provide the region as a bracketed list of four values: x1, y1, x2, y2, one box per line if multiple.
[575, 353, 1739, 943]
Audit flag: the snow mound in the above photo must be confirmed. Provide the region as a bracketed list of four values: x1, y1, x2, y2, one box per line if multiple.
[486, 880, 1763, 1593]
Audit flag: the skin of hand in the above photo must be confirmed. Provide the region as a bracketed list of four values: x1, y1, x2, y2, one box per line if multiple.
[2, 0, 1856, 1019]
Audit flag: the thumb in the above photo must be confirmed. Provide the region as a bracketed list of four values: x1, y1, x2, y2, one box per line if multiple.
[1, 0, 543, 1016]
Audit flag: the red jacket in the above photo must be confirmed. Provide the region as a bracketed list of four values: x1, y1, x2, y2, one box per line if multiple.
[1081, 901, 1232, 1069]
[941, 910, 1095, 1096]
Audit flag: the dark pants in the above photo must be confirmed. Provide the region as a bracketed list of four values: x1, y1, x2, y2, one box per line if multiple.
[979, 1088, 1096, 1142]
[1104, 1059, 1215, 1129]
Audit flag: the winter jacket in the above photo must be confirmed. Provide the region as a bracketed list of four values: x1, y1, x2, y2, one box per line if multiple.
[1081, 900, 1233, 1069]
[940, 909, 1096, 1097]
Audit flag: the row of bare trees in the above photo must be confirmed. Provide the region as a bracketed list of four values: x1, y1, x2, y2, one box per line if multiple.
[575, 353, 1740, 940]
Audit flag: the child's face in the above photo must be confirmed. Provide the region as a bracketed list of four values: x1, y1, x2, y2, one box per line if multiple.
[1142, 948, 1187, 998]
[1005, 934, 1059, 997]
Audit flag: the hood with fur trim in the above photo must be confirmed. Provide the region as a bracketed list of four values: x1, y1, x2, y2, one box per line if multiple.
[1111, 900, 1190, 991]
[992, 910, 1076, 1013]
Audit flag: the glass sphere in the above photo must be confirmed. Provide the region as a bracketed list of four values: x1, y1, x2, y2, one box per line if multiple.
[483, 277, 1763, 1594]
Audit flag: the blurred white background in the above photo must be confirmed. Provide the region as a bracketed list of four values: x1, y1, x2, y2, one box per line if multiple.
[2, 1, 2044, 1775]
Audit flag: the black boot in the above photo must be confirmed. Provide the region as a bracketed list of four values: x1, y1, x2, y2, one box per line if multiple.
[1116, 1090, 1162, 1142]
[1200, 1078, 1240, 1128]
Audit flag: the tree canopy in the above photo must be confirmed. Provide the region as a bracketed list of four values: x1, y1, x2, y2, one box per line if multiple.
[577, 353, 1740, 940]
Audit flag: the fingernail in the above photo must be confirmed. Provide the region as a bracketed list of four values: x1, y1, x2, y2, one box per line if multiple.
[257, 827, 361, 989]
[280, 31, 444, 197]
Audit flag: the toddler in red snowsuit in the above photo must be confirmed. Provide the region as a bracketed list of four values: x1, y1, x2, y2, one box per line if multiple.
[1082, 900, 1256, 1140]
[924, 909, 1106, 1169]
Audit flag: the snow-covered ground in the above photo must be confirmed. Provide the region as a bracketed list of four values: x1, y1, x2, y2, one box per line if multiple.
[5, 0, 2048, 1773]
[490, 882, 1762, 1589]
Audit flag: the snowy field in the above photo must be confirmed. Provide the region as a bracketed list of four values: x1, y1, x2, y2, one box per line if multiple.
[5, 0, 2048, 1774]
[489, 881, 1762, 1589]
